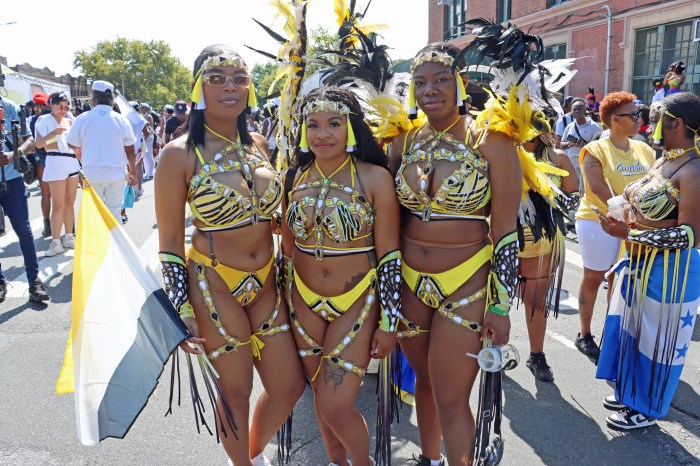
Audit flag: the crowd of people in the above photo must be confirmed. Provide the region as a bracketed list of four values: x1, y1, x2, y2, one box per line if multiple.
[0, 15, 697, 466]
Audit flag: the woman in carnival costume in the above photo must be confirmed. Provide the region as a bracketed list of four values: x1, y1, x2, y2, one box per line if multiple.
[387, 41, 521, 466]
[281, 86, 401, 466]
[155, 44, 305, 466]
[597, 92, 700, 430]
[519, 129, 579, 382]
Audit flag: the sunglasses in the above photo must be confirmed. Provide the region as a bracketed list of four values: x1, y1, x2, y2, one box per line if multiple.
[615, 110, 642, 121]
[202, 73, 252, 88]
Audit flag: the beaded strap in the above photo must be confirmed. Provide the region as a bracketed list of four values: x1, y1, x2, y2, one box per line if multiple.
[377, 250, 402, 332]
[627, 224, 694, 250]
[159, 252, 194, 318]
[487, 231, 519, 316]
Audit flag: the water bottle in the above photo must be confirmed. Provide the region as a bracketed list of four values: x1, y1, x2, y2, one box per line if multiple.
[467, 343, 520, 372]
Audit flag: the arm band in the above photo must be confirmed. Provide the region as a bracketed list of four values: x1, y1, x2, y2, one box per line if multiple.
[159, 251, 195, 318]
[627, 224, 694, 250]
[377, 249, 402, 333]
[487, 231, 519, 316]
[556, 191, 581, 212]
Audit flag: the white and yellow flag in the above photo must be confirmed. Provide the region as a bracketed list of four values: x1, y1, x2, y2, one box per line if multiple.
[56, 178, 188, 446]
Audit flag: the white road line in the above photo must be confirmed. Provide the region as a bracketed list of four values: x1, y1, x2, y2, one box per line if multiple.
[6, 248, 76, 298]
[565, 247, 584, 269]
[546, 330, 578, 350]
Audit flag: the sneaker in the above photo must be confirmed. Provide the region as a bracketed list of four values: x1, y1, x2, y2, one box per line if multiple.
[606, 407, 656, 430]
[0, 278, 6, 303]
[0, 228, 5, 237]
[143, 175, 153, 181]
[62, 233, 75, 249]
[122, 214, 128, 224]
[603, 394, 624, 411]
[526, 353, 554, 382]
[45, 239, 64, 257]
[575, 332, 600, 361]
[409, 453, 446, 465]
[42, 218, 51, 237]
[28, 278, 50, 302]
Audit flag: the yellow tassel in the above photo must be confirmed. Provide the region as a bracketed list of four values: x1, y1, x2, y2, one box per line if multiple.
[191, 75, 203, 103]
[407, 81, 417, 118]
[247, 82, 258, 112]
[652, 113, 664, 144]
[456, 75, 467, 105]
[346, 120, 357, 152]
[299, 121, 310, 152]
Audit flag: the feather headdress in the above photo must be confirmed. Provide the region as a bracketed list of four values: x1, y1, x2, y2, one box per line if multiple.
[246, 0, 309, 172]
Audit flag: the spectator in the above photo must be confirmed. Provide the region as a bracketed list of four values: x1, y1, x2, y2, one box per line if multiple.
[164, 101, 187, 144]
[664, 61, 685, 95]
[30, 93, 52, 237]
[66, 80, 137, 220]
[127, 101, 149, 198]
[0, 95, 50, 303]
[159, 104, 174, 141]
[555, 95, 574, 148]
[573, 91, 655, 362]
[140, 103, 156, 181]
[34, 92, 81, 257]
[650, 78, 665, 104]
[586, 89, 600, 121]
[561, 98, 602, 193]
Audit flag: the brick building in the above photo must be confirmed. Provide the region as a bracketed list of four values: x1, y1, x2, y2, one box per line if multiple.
[0, 55, 89, 99]
[428, 0, 700, 103]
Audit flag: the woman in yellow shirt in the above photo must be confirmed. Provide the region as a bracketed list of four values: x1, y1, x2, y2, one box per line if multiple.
[574, 92, 655, 361]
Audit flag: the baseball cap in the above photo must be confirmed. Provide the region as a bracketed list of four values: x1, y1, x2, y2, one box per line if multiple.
[174, 101, 187, 115]
[33, 93, 49, 105]
[653, 78, 662, 85]
[564, 95, 573, 103]
[140, 102, 151, 110]
[129, 100, 140, 109]
[92, 80, 115, 93]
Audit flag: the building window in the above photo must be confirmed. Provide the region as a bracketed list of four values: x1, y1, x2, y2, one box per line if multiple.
[497, 0, 511, 23]
[444, 0, 468, 40]
[632, 18, 700, 104]
[544, 43, 567, 61]
[547, 0, 569, 7]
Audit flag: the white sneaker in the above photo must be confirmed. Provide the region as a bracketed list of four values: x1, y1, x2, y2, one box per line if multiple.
[62, 234, 75, 249]
[251, 453, 272, 466]
[45, 239, 64, 257]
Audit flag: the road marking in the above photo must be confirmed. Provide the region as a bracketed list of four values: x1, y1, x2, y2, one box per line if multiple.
[546, 330, 578, 350]
[6, 248, 76, 298]
[565, 248, 584, 269]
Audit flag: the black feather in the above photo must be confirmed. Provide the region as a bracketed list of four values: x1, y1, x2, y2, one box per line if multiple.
[244, 45, 280, 62]
[252, 18, 287, 44]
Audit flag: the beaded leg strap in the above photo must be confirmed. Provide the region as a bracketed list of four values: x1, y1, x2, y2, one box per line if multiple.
[397, 314, 431, 339]
[487, 231, 519, 316]
[628, 224, 694, 250]
[159, 252, 194, 318]
[437, 286, 487, 332]
[378, 250, 402, 333]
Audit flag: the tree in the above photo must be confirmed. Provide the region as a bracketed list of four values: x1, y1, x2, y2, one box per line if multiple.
[73, 38, 192, 109]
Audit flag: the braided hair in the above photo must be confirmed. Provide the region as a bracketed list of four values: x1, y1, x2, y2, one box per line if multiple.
[663, 92, 700, 140]
[186, 44, 253, 148]
[292, 86, 389, 171]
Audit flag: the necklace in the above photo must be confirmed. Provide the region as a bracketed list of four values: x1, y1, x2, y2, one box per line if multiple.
[662, 147, 698, 160]
[311, 156, 352, 260]
[204, 124, 262, 225]
[429, 115, 462, 140]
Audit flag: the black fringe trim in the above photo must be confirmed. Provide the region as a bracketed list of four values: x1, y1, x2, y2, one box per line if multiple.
[276, 411, 294, 464]
[473, 371, 504, 466]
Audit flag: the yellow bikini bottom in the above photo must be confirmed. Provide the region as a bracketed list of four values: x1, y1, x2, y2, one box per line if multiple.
[294, 267, 377, 322]
[187, 245, 273, 306]
[518, 229, 562, 259]
[402, 245, 492, 309]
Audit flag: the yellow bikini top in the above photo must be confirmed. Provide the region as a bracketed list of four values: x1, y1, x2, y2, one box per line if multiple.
[395, 118, 490, 221]
[286, 156, 374, 260]
[624, 162, 690, 222]
[187, 140, 282, 231]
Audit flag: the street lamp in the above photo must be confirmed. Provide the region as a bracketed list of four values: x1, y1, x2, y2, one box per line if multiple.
[121, 61, 139, 98]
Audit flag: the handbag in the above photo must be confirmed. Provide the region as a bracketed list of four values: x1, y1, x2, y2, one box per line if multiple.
[122, 184, 135, 209]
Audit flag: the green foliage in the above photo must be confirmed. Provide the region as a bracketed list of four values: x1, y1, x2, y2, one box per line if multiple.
[73, 38, 192, 109]
[250, 26, 340, 105]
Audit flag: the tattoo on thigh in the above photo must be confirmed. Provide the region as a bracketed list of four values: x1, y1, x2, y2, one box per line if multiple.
[579, 295, 587, 305]
[323, 359, 345, 390]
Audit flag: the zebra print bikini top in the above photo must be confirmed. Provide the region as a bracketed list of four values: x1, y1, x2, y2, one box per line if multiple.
[187, 141, 282, 231]
[286, 156, 375, 260]
[395, 122, 490, 221]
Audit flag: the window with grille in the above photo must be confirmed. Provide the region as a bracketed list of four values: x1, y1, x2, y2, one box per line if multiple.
[547, 0, 569, 7]
[443, 0, 469, 40]
[632, 18, 700, 104]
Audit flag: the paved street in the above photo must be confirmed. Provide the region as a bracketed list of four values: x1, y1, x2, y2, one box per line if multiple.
[0, 179, 698, 465]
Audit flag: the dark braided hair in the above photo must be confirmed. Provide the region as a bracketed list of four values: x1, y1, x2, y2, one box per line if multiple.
[186, 44, 253, 148]
[663, 92, 700, 140]
[292, 86, 389, 171]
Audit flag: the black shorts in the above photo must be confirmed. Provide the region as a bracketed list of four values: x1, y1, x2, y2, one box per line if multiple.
[32, 152, 47, 167]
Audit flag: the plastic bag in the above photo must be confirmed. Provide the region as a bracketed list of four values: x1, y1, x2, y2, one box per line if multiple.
[122, 184, 135, 209]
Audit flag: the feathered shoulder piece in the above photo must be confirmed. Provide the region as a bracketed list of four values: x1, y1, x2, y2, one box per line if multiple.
[246, 0, 309, 172]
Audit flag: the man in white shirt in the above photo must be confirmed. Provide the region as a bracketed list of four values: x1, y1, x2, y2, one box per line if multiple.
[66, 81, 137, 220]
[561, 98, 602, 193]
[650, 79, 665, 104]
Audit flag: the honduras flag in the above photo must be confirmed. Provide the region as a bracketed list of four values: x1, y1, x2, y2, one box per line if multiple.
[597, 248, 700, 418]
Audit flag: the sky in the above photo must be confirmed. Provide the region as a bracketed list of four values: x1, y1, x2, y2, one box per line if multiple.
[0, 0, 428, 76]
